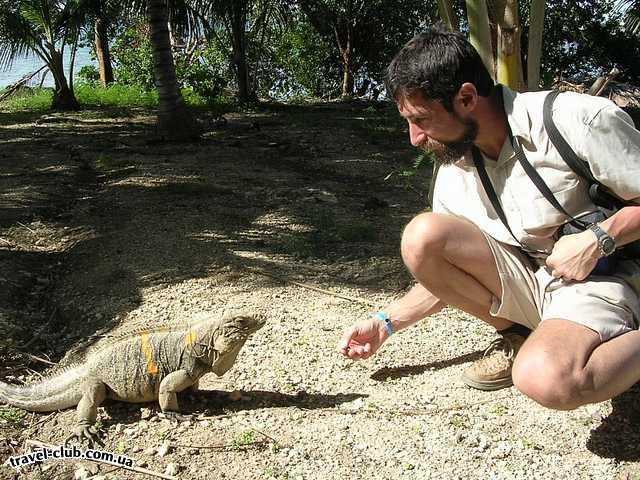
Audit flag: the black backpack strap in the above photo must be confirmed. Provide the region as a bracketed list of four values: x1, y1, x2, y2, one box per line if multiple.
[471, 146, 526, 249]
[507, 123, 587, 230]
[543, 90, 626, 210]
[543, 91, 596, 183]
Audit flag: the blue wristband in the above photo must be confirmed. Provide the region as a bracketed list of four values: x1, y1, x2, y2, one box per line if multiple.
[374, 311, 394, 336]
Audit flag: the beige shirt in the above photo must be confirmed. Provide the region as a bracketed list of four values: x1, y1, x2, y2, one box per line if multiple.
[432, 85, 640, 255]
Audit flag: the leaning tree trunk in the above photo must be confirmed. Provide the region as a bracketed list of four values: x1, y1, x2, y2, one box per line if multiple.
[95, 17, 114, 86]
[147, 0, 199, 141]
[49, 49, 80, 111]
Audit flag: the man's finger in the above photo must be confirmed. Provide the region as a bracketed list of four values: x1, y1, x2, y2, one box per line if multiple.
[338, 326, 358, 354]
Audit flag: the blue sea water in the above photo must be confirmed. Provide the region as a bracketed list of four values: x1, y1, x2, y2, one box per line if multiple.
[0, 47, 95, 88]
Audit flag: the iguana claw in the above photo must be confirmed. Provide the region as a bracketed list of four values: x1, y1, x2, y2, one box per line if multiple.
[158, 411, 192, 422]
[65, 424, 104, 449]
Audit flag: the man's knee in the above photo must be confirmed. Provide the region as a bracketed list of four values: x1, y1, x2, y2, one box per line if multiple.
[400, 212, 452, 272]
[512, 350, 591, 411]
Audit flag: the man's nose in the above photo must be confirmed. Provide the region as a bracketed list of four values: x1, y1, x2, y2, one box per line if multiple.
[409, 123, 427, 147]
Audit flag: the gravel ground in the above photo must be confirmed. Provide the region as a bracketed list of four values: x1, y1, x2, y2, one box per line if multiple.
[0, 104, 638, 480]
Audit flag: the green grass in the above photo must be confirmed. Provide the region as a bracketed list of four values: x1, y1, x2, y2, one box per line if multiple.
[0, 84, 231, 113]
[0, 406, 26, 424]
[0, 87, 53, 112]
[232, 429, 258, 448]
[75, 84, 158, 108]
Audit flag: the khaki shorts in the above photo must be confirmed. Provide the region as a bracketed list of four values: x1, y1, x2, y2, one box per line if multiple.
[482, 232, 640, 342]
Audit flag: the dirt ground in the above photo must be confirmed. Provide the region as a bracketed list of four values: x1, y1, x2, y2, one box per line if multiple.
[0, 102, 639, 480]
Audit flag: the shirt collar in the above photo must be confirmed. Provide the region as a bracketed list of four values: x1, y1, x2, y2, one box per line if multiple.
[500, 84, 533, 145]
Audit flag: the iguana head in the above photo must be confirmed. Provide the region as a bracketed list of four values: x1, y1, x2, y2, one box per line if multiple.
[195, 311, 266, 375]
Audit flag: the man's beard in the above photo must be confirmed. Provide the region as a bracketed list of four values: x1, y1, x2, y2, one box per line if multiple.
[420, 117, 478, 165]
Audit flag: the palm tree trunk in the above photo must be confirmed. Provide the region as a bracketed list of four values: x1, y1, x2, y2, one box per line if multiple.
[437, 0, 459, 31]
[526, 0, 545, 91]
[230, 1, 254, 103]
[495, 0, 524, 91]
[147, 0, 199, 141]
[466, 0, 495, 79]
[49, 49, 80, 111]
[95, 17, 114, 86]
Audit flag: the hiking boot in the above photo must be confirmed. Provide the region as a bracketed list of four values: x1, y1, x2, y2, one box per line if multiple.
[461, 332, 527, 391]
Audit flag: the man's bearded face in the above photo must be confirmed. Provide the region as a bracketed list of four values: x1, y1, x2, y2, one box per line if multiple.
[420, 115, 478, 165]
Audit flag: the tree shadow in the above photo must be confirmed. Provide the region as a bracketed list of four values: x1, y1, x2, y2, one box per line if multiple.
[586, 383, 640, 460]
[0, 102, 420, 371]
[370, 350, 484, 381]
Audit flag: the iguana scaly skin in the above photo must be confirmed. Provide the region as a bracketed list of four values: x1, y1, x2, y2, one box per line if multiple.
[0, 311, 265, 445]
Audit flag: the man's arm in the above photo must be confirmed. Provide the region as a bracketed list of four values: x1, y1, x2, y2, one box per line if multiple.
[547, 100, 640, 281]
[338, 283, 445, 360]
[546, 206, 640, 281]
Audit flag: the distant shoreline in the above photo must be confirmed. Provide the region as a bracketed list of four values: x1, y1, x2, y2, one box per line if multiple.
[0, 47, 95, 88]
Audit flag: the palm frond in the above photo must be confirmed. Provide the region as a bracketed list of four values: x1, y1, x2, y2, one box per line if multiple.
[615, 0, 640, 35]
[0, 6, 47, 69]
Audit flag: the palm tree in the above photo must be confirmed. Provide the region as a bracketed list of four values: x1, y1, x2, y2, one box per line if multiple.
[92, 0, 116, 86]
[199, 0, 290, 103]
[617, 0, 640, 35]
[437, 0, 545, 92]
[147, 0, 200, 140]
[0, 1, 87, 110]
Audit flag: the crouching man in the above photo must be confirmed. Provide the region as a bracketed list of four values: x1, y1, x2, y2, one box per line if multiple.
[339, 25, 640, 410]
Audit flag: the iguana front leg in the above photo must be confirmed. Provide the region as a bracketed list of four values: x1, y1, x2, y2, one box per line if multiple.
[65, 379, 106, 448]
[158, 370, 195, 413]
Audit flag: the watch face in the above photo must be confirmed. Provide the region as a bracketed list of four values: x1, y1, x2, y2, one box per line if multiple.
[601, 237, 616, 255]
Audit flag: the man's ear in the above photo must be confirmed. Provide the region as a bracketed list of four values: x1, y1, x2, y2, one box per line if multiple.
[455, 82, 478, 113]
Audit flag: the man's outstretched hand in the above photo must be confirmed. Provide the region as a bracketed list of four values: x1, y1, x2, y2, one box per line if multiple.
[338, 318, 389, 360]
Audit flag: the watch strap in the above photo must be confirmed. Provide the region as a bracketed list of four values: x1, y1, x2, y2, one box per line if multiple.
[588, 223, 616, 256]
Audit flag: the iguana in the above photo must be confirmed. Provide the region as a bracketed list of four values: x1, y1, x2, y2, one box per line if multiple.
[0, 311, 265, 445]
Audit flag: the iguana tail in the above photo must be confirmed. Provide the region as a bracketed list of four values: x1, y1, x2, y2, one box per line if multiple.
[0, 365, 86, 412]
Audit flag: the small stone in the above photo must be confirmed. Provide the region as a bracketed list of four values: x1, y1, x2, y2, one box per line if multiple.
[137, 460, 148, 468]
[165, 463, 180, 476]
[491, 442, 513, 459]
[123, 427, 137, 436]
[188, 448, 199, 455]
[140, 408, 152, 420]
[200, 420, 211, 428]
[143, 447, 156, 456]
[157, 441, 171, 457]
[130, 446, 143, 454]
[340, 398, 365, 412]
[477, 436, 490, 452]
[74, 467, 90, 480]
[113, 424, 123, 434]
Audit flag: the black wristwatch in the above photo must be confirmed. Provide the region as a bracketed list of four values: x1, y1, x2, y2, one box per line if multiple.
[588, 223, 616, 257]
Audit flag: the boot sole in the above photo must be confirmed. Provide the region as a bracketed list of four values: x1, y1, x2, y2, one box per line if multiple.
[461, 373, 513, 391]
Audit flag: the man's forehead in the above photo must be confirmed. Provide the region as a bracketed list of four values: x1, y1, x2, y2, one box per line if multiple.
[397, 91, 438, 116]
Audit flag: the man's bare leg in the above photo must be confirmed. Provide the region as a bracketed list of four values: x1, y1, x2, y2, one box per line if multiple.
[399, 212, 513, 330]
[513, 320, 640, 410]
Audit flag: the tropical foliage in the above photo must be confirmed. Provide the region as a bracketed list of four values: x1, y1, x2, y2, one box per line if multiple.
[0, 0, 90, 109]
[3, 1, 640, 135]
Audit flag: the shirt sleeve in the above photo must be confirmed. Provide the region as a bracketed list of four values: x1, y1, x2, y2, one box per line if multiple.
[431, 168, 452, 215]
[577, 104, 640, 203]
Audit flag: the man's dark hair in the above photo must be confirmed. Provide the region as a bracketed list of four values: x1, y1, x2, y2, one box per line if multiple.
[385, 25, 494, 111]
